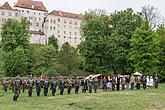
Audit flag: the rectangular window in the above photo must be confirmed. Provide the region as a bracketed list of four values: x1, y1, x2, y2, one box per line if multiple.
[64, 20, 66, 24]
[58, 18, 60, 22]
[50, 26, 52, 30]
[64, 25, 66, 28]
[54, 20, 56, 24]
[75, 21, 77, 25]
[15, 13, 18, 17]
[54, 27, 56, 30]
[75, 32, 77, 35]
[58, 30, 60, 34]
[22, 10, 24, 13]
[69, 32, 71, 35]
[1, 11, 5, 15]
[36, 23, 39, 27]
[27, 10, 29, 13]
[64, 31, 66, 34]
[8, 12, 12, 16]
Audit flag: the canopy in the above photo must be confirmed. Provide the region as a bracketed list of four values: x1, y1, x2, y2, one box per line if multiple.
[134, 72, 143, 76]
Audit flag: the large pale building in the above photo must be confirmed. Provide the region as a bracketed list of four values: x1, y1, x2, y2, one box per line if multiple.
[14, 0, 48, 45]
[0, 0, 83, 47]
[0, 2, 21, 39]
[46, 10, 83, 47]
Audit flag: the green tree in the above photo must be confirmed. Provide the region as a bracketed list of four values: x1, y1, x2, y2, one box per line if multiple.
[3, 47, 28, 76]
[108, 8, 143, 74]
[58, 43, 80, 75]
[79, 10, 112, 74]
[48, 35, 59, 50]
[79, 8, 143, 74]
[36, 45, 58, 76]
[156, 25, 165, 81]
[130, 21, 159, 75]
[1, 18, 30, 52]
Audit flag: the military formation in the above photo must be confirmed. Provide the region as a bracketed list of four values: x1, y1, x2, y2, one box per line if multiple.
[1, 74, 159, 102]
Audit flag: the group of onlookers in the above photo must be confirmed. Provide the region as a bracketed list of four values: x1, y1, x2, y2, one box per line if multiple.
[102, 74, 159, 91]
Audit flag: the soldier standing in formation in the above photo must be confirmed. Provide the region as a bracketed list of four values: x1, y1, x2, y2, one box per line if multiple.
[36, 77, 42, 96]
[74, 77, 80, 94]
[22, 79, 27, 93]
[59, 77, 65, 95]
[13, 76, 22, 102]
[81, 78, 87, 93]
[51, 77, 57, 96]
[43, 77, 49, 96]
[3, 79, 8, 93]
[66, 78, 73, 95]
[27, 76, 34, 97]
[93, 77, 98, 93]
[88, 77, 93, 93]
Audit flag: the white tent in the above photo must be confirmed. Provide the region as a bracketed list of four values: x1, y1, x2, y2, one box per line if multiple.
[134, 72, 143, 76]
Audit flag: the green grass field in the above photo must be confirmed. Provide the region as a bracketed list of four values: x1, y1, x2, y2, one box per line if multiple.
[0, 84, 165, 110]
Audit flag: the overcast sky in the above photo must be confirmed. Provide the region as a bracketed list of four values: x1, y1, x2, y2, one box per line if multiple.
[0, 0, 165, 17]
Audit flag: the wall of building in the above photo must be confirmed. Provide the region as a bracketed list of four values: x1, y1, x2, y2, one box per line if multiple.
[47, 15, 82, 47]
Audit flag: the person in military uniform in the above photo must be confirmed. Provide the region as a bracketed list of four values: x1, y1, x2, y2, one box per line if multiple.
[154, 75, 159, 88]
[81, 78, 87, 93]
[36, 77, 42, 96]
[93, 77, 98, 93]
[22, 79, 27, 93]
[27, 76, 34, 97]
[142, 75, 147, 90]
[66, 78, 73, 95]
[59, 77, 65, 95]
[3, 79, 9, 93]
[111, 76, 116, 91]
[74, 77, 80, 94]
[102, 77, 107, 91]
[13, 76, 22, 102]
[43, 77, 50, 96]
[88, 77, 93, 93]
[51, 77, 57, 96]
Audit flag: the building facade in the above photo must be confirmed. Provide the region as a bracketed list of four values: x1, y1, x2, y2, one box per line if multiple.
[0, 0, 83, 47]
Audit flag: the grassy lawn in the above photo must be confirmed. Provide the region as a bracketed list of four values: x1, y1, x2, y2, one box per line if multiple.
[0, 84, 165, 110]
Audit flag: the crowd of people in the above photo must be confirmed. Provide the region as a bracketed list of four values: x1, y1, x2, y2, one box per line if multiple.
[1, 74, 159, 102]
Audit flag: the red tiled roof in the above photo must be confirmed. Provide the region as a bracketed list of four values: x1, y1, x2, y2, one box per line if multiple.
[15, 0, 48, 12]
[0, 2, 12, 10]
[50, 10, 84, 20]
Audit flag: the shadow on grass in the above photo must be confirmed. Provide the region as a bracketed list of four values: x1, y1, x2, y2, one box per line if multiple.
[69, 102, 93, 109]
